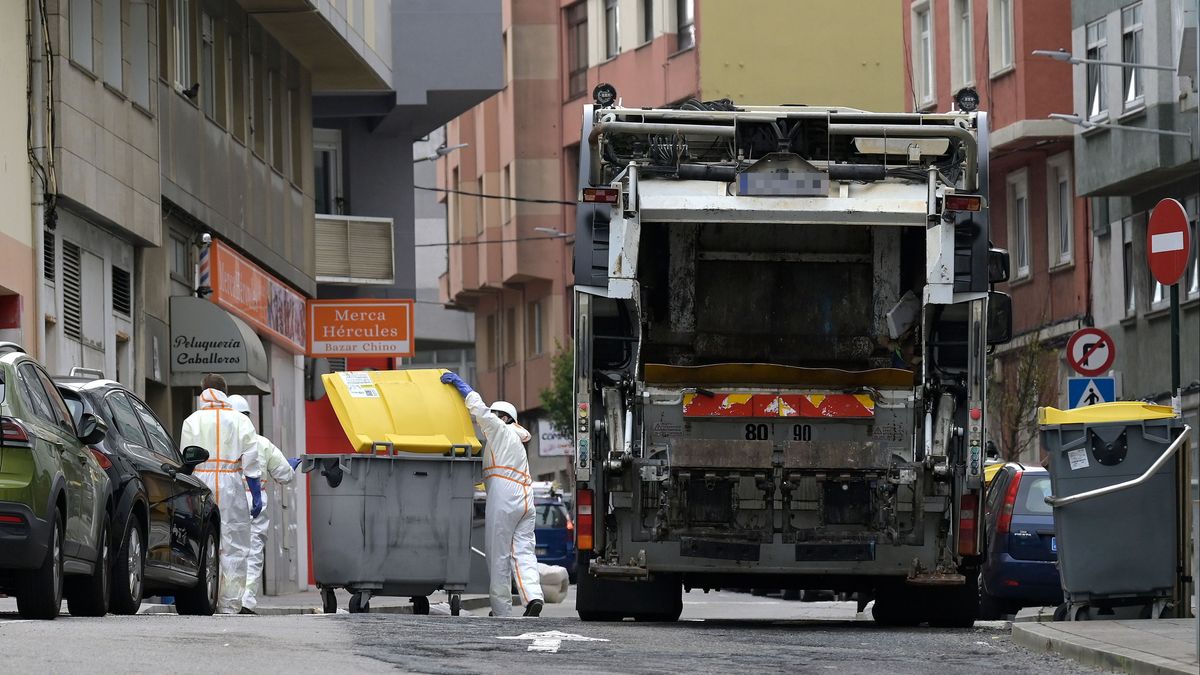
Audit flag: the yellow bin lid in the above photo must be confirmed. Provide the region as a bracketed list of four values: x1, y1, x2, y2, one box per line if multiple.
[322, 369, 482, 455]
[1039, 401, 1177, 426]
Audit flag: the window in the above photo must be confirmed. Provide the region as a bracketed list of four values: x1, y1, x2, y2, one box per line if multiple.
[913, 5, 934, 105]
[34, 367, 76, 433]
[289, 84, 302, 181]
[501, 31, 510, 87]
[112, 265, 131, 316]
[173, 0, 192, 90]
[1188, 196, 1199, 298]
[950, 0, 973, 88]
[566, 3, 588, 99]
[106, 392, 149, 447]
[505, 307, 517, 364]
[129, 0, 150, 108]
[229, 25, 246, 141]
[1047, 154, 1073, 267]
[527, 301, 543, 356]
[484, 314, 497, 369]
[605, 0, 620, 59]
[500, 164, 512, 224]
[269, 70, 284, 171]
[250, 45, 265, 157]
[642, 0, 653, 44]
[990, 0, 1013, 72]
[536, 503, 568, 528]
[201, 11, 216, 119]
[128, 396, 180, 462]
[1007, 171, 1030, 279]
[1123, 217, 1136, 315]
[676, 0, 695, 51]
[102, 0, 122, 87]
[169, 233, 190, 283]
[1121, 3, 1144, 108]
[17, 364, 57, 426]
[43, 230, 55, 284]
[314, 129, 343, 215]
[70, 0, 94, 70]
[1086, 19, 1107, 119]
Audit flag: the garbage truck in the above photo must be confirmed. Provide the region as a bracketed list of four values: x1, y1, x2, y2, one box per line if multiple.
[570, 96, 1014, 626]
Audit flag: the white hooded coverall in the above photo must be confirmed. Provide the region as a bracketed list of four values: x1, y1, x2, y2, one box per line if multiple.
[465, 391, 544, 617]
[179, 389, 261, 614]
[242, 437, 295, 611]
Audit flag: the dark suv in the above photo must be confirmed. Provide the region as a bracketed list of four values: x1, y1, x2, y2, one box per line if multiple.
[0, 344, 113, 619]
[56, 373, 221, 616]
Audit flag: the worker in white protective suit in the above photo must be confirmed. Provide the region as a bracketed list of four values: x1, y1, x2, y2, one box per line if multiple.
[227, 395, 302, 614]
[441, 371, 544, 618]
[179, 374, 262, 615]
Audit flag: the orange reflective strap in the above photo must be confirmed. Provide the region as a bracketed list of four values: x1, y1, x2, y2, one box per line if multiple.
[482, 464, 530, 479]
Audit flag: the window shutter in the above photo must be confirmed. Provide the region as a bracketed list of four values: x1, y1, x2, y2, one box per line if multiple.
[348, 219, 393, 281]
[112, 265, 132, 316]
[315, 216, 393, 284]
[63, 241, 83, 340]
[44, 230, 55, 283]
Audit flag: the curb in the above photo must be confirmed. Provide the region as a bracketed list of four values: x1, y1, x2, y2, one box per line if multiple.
[1011, 623, 1197, 675]
[135, 596, 497, 617]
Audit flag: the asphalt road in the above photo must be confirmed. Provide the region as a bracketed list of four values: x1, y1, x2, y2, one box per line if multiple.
[0, 590, 1101, 674]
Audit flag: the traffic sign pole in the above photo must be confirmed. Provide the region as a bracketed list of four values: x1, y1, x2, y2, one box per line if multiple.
[1171, 282, 1180, 413]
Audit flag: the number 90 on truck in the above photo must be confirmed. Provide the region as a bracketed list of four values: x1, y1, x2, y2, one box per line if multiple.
[570, 96, 1013, 627]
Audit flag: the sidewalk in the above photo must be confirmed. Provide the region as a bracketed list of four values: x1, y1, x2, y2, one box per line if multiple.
[1012, 619, 1200, 675]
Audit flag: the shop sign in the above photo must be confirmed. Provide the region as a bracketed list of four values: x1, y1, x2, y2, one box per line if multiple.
[538, 418, 574, 457]
[307, 299, 414, 357]
[201, 240, 307, 353]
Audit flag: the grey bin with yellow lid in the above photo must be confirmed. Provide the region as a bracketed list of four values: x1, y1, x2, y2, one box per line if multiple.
[1039, 402, 1190, 621]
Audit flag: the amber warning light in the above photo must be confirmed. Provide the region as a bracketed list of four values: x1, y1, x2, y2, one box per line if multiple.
[582, 187, 619, 204]
[943, 194, 983, 212]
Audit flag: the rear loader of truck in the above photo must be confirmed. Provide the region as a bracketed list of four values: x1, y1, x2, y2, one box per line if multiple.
[571, 96, 1014, 626]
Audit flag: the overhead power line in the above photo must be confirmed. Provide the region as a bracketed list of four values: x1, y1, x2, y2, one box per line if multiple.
[414, 185, 576, 206]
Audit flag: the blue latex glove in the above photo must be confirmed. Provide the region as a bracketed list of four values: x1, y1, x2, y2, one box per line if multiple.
[440, 371, 474, 398]
[247, 477, 263, 518]
[287, 457, 302, 470]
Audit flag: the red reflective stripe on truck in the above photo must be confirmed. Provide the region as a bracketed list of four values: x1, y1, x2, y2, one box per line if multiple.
[682, 393, 875, 418]
[958, 493, 980, 556]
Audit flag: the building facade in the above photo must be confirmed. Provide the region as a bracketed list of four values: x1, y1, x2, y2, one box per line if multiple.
[903, 0, 1090, 462]
[1, 3, 36, 350]
[441, 0, 905, 486]
[1069, 0, 1199, 423]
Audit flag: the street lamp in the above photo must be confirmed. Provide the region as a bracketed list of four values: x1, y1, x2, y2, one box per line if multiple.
[1048, 112, 1193, 138]
[533, 227, 570, 238]
[413, 142, 469, 163]
[1031, 49, 1178, 72]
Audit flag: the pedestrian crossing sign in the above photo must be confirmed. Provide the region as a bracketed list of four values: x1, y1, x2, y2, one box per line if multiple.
[1067, 377, 1116, 409]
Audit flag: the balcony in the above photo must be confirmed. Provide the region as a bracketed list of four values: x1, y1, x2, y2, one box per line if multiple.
[238, 0, 392, 90]
[315, 214, 395, 285]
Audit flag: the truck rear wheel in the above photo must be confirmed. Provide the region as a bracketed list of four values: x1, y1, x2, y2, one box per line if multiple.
[577, 558, 681, 622]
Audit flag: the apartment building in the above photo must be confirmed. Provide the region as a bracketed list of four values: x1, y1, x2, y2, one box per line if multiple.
[902, 0, 1088, 461]
[1069, 0, 1199, 422]
[442, 0, 904, 486]
[1, 3, 35, 348]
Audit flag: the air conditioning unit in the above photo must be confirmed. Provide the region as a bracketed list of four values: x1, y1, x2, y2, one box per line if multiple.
[315, 215, 395, 285]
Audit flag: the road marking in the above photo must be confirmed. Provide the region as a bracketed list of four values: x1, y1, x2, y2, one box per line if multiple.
[496, 630, 610, 653]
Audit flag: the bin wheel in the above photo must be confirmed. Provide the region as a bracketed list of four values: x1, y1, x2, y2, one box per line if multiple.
[321, 588, 338, 614]
[412, 596, 430, 615]
[349, 592, 370, 614]
[450, 594, 461, 616]
[1070, 604, 1091, 621]
[1052, 603, 1069, 622]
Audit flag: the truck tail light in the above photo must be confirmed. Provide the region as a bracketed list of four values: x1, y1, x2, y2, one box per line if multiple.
[943, 194, 983, 212]
[576, 488, 594, 551]
[582, 187, 619, 204]
[996, 473, 1023, 535]
[957, 492, 980, 556]
[1, 417, 31, 447]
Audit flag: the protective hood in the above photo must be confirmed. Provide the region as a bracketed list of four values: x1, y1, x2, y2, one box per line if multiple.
[198, 388, 233, 410]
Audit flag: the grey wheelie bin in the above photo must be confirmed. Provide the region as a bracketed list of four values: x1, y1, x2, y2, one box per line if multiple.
[303, 369, 483, 615]
[1040, 402, 1191, 621]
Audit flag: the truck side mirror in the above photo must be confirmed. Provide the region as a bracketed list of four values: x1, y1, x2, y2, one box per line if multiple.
[987, 291, 1013, 345]
[988, 248, 1010, 284]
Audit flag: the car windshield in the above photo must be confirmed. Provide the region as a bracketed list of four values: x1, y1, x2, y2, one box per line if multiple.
[1018, 475, 1053, 515]
[536, 503, 568, 528]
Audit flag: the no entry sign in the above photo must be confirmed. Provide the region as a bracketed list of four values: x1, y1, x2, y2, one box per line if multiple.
[1147, 198, 1192, 286]
[1066, 327, 1116, 377]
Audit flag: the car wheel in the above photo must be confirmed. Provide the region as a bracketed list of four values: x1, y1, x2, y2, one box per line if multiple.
[176, 528, 218, 616]
[66, 515, 111, 617]
[109, 517, 145, 615]
[17, 507, 64, 620]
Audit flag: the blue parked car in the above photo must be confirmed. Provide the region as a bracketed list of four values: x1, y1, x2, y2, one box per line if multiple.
[532, 483, 576, 582]
[979, 463, 1063, 619]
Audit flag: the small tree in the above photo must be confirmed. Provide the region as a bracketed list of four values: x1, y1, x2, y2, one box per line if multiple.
[989, 334, 1058, 462]
[540, 339, 574, 436]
